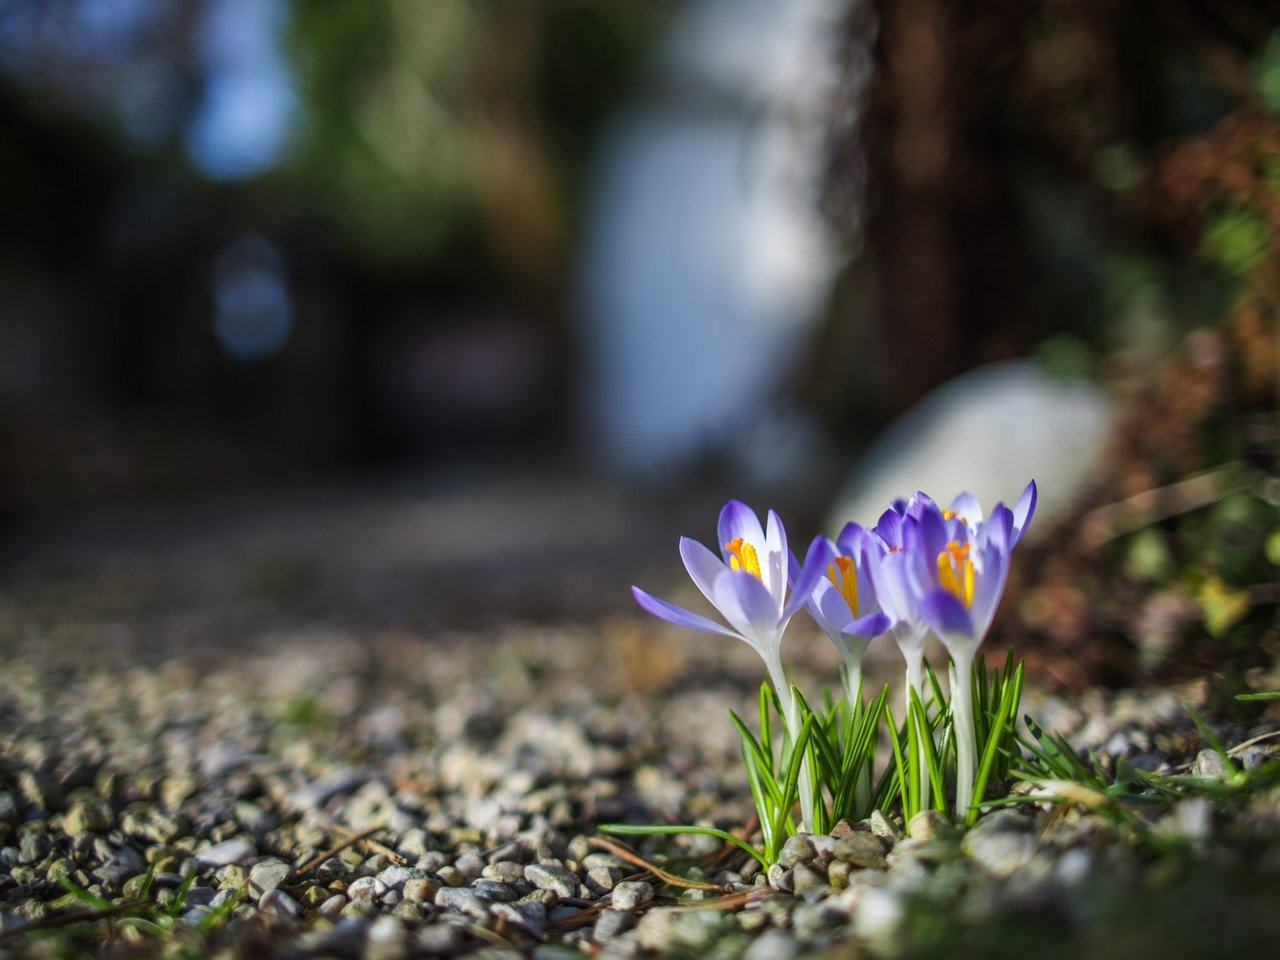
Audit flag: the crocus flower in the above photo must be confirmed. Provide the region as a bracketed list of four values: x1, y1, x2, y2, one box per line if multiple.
[913, 480, 1037, 818]
[800, 528, 890, 707]
[632, 500, 828, 830]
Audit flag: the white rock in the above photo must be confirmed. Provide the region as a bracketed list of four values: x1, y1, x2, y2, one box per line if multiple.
[827, 361, 1112, 535]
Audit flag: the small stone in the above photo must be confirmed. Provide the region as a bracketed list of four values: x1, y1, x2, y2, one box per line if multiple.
[791, 863, 826, 893]
[473, 879, 520, 902]
[635, 907, 680, 950]
[586, 865, 623, 893]
[348, 876, 389, 903]
[494, 900, 548, 938]
[365, 915, 408, 960]
[402, 877, 438, 903]
[525, 863, 578, 899]
[745, 928, 799, 960]
[867, 810, 904, 842]
[375, 865, 416, 892]
[319, 894, 348, 917]
[484, 860, 526, 884]
[455, 851, 486, 882]
[248, 858, 291, 895]
[610, 880, 653, 911]
[809, 834, 836, 863]
[828, 859, 852, 888]
[834, 833, 887, 869]
[195, 838, 256, 867]
[778, 834, 816, 868]
[961, 811, 1037, 878]
[766, 864, 794, 892]
[595, 908, 636, 940]
[258, 888, 301, 918]
[417, 923, 464, 954]
[853, 887, 904, 948]
[316, 857, 352, 884]
[435, 865, 464, 887]
[1193, 749, 1230, 779]
[907, 810, 951, 841]
[435, 887, 494, 919]
[397, 829, 430, 859]
[64, 800, 113, 836]
[160, 776, 198, 809]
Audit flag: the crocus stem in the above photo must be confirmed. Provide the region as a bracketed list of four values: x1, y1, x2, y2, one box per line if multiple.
[765, 655, 815, 833]
[950, 651, 976, 821]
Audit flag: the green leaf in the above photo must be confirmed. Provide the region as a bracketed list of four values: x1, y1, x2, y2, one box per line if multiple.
[1198, 575, 1251, 638]
[1200, 204, 1269, 276]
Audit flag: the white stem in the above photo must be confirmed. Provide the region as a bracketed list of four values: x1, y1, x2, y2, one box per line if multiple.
[950, 650, 976, 821]
[765, 654, 815, 833]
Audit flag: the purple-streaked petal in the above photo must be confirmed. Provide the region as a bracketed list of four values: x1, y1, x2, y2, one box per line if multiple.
[843, 611, 891, 638]
[1012, 479, 1037, 545]
[948, 492, 984, 527]
[784, 535, 834, 620]
[713, 569, 782, 649]
[763, 510, 788, 608]
[921, 588, 974, 640]
[679, 537, 725, 607]
[631, 586, 741, 639]
[717, 500, 764, 562]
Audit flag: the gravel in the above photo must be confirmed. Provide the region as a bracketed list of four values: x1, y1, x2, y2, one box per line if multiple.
[0, 570, 1277, 958]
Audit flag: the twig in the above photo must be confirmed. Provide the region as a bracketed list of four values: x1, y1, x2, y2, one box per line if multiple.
[332, 824, 407, 865]
[291, 826, 385, 880]
[0, 899, 151, 942]
[1078, 467, 1239, 549]
[586, 837, 731, 893]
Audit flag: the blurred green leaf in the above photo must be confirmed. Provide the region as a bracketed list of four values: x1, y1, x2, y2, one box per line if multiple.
[1253, 31, 1280, 117]
[1198, 575, 1251, 638]
[1201, 205, 1270, 277]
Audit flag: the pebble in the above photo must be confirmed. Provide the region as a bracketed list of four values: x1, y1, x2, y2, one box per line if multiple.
[258, 888, 301, 918]
[248, 857, 291, 894]
[834, 832, 887, 869]
[402, 876, 438, 902]
[792, 863, 827, 893]
[610, 880, 653, 911]
[195, 838, 256, 867]
[365, 915, 409, 960]
[349, 876, 390, 903]
[595, 908, 637, 940]
[375, 865, 416, 892]
[435, 887, 495, 919]
[525, 862, 578, 899]
[777, 833, 816, 867]
[961, 812, 1038, 878]
[907, 810, 951, 841]
[484, 860, 526, 884]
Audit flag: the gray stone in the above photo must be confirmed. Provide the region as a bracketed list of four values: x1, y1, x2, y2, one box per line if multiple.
[417, 923, 465, 954]
[435, 886, 494, 919]
[483, 860, 526, 884]
[594, 908, 637, 940]
[64, 800, 112, 836]
[319, 894, 348, 917]
[402, 877, 438, 903]
[791, 862, 827, 893]
[195, 838, 256, 867]
[766, 863, 794, 892]
[348, 876, 389, 903]
[454, 852, 486, 882]
[1193, 749, 1231, 779]
[292, 769, 367, 811]
[962, 812, 1038, 878]
[907, 810, 951, 841]
[867, 810, 904, 843]
[610, 880, 653, 911]
[494, 900, 547, 938]
[744, 928, 799, 960]
[365, 915, 408, 960]
[258, 888, 301, 918]
[834, 832, 887, 869]
[634, 907, 680, 950]
[525, 862, 578, 899]
[374, 865, 416, 892]
[248, 857, 291, 895]
[777, 834, 816, 868]
[473, 879, 520, 902]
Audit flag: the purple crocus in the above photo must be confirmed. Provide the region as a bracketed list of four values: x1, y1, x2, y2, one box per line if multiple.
[632, 500, 829, 829]
[912, 480, 1037, 818]
[801, 528, 891, 707]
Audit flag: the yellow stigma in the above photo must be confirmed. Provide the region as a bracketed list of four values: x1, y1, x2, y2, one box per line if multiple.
[725, 538, 762, 579]
[941, 509, 968, 524]
[826, 556, 859, 614]
[937, 540, 975, 608]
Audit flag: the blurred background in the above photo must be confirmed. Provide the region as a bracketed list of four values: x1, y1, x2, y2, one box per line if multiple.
[0, 0, 1277, 695]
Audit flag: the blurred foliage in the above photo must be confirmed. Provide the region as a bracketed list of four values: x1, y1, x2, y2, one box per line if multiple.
[285, 0, 664, 273]
[824, 1, 1280, 690]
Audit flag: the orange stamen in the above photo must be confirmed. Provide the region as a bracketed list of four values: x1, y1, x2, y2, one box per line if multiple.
[937, 540, 975, 607]
[725, 538, 762, 580]
[826, 556, 859, 614]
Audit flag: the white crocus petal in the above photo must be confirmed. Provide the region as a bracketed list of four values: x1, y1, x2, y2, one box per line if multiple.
[763, 509, 788, 611]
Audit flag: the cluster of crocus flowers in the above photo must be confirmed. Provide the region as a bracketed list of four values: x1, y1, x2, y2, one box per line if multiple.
[632, 480, 1036, 823]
